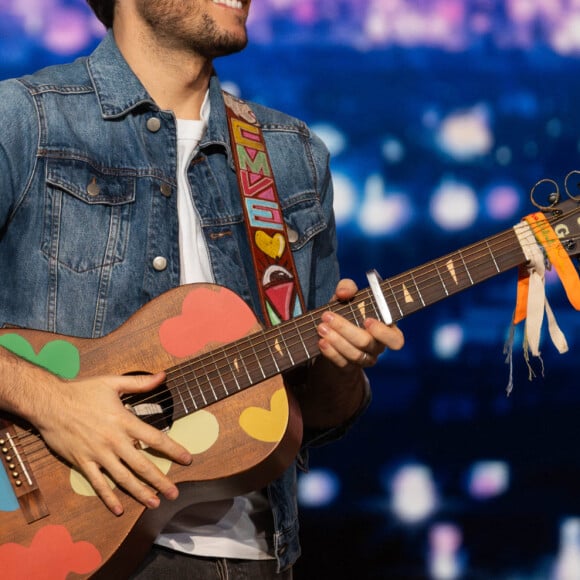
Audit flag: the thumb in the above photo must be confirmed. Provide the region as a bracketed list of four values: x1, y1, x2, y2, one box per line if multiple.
[116, 372, 167, 395]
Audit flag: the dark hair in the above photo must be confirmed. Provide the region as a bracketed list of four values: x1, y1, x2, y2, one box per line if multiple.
[86, 0, 115, 29]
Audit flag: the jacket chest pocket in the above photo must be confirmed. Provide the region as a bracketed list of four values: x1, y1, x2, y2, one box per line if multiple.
[42, 158, 136, 273]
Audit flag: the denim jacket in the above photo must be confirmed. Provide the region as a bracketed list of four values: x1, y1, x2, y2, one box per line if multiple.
[0, 32, 355, 571]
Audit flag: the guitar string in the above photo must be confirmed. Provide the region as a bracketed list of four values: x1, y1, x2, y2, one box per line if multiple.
[126, 222, 580, 420]
[13, 224, 579, 459]
[11, 221, 580, 463]
[149, 226, 536, 407]
[15, 223, 580, 465]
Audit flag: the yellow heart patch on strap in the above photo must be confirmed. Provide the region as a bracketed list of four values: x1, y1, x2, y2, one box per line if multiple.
[255, 231, 285, 259]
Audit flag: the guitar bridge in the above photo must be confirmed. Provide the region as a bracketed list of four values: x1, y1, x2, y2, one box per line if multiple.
[0, 419, 49, 523]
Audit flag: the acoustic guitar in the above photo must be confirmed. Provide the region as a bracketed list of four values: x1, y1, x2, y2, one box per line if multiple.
[1, 197, 579, 579]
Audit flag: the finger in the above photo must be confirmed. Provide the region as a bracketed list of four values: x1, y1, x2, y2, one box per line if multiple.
[97, 451, 163, 510]
[115, 372, 167, 396]
[364, 318, 405, 351]
[117, 441, 180, 502]
[131, 420, 192, 466]
[332, 278, 358, 301]
[80, 461, 128, 516]
[357, 351, 375, 367]
[318, 318, 378, 368]
[319, 311, 379, 355]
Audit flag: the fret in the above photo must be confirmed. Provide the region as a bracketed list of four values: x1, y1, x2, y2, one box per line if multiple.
[222, 347, 243, 392]
[185, 378, 200, 410]
[278, 328, 295, 367]
[347, 301, 362, 327]
[204, 356, 220, 403]
[167, 371, 190, 413]
[232, 340, 253, 388]
[264, 332, 281, 374]
[296, 318, 310, 358]
[282, 322, 310, 367]
[391, 272, 424, 317]
[409, 271, 426, 307]
[175, 384, 189, 415]
[249, 340, 267, 381]
[209, 350, 229, 399]
[197, 373, 209, 406]
[458, 249, 474, 285]
[433, 261, 449, 297]
[385, 277, 404, 319]
[366, 289, 381, 319]
[304, 312, 320, 358]
[485, 240, 501, 273]
[464, 245, 502, 286]
[270, 329, 288, 371]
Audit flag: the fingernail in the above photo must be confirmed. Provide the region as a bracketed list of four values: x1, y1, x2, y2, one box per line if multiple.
[322, 312, 334, 324]
[147, 496, 160, 509]
[180, 453, 192, 465]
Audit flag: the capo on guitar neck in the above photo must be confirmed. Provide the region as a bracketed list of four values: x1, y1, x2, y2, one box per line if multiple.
[366, 269, 393, 324]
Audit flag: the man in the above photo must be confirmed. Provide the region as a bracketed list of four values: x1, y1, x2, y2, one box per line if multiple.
[0, 0, 404, 577]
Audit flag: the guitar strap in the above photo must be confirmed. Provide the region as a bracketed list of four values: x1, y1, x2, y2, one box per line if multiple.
[223, 92, 306, 327]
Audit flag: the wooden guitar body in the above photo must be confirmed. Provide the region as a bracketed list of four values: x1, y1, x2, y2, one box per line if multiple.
[1, 196, 579, 579]
[0, 283, 303, 579]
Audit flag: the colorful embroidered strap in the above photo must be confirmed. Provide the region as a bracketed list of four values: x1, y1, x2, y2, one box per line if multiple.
[223, 92, 306, 327]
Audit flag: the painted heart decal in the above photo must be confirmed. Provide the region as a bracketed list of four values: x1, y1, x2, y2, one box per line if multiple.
[239, 388, 288, 443]
[0, 334, 80, 379]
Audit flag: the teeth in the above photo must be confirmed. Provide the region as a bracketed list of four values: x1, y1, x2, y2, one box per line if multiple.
[212, 0, 243, 8]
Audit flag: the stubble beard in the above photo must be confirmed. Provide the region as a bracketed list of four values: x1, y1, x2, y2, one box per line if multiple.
[137, 2, 249, 59]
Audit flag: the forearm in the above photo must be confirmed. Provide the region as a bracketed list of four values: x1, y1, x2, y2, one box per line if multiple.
[0, 346, 60, 426]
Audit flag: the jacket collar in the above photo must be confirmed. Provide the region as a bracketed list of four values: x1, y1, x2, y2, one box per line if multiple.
[87, 31, 232, 157]
[87, 31, 155, 118]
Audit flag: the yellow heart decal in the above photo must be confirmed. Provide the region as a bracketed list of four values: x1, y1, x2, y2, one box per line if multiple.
[255, 231, 285, 259]
[239, 388, 288, 443]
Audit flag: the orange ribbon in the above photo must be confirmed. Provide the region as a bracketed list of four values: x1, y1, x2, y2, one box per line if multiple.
[514, 212, 580, 324]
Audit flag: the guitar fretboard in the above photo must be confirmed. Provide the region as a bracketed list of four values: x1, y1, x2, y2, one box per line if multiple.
[164, 227, 527, 419]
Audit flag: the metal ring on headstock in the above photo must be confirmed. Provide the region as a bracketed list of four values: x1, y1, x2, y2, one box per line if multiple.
[530, 178, 560, 211]
[564, 170, 580, 202]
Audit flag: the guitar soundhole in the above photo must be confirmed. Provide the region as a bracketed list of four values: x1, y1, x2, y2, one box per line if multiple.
[122, 377, 174, 433]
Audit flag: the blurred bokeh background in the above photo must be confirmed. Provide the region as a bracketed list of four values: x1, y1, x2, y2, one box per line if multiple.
[2, 1, 580, 578]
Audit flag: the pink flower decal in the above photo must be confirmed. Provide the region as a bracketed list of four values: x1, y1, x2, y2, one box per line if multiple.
[0, 524, 102, 579]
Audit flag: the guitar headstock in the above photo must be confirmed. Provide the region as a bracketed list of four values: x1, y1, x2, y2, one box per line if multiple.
[530, 172, 580, 261]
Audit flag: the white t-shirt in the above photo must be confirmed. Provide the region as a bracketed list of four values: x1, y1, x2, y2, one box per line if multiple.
[155, 97, 275, 560]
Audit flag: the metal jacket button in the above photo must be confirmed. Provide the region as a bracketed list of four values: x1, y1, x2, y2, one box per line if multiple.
[160, 183, 172, 197]
[147, 117, 161, 132]
[87, 177, 100, 197]
[152, 256, 167, 271]
[286, 227, 299, 243]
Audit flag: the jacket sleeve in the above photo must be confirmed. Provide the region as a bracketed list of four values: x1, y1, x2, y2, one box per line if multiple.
[0, 78, 40, 231]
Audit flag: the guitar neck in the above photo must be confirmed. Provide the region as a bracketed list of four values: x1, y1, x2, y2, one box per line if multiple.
[165, 227, 526, 418]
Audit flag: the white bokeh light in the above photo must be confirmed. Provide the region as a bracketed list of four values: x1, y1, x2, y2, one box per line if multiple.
[430, 179, 479, 231]
[433, 323, 464, 359]
[485, 184, 521, 220]
[332, 172, 357, 226]
[358, 174, 412, 236]
[436, 106, 493, 161]
[311, 123, 347, 157]
[298, 469, 340, 508]
[390, 463, 438, 523]
[466, 460, 510, 500]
